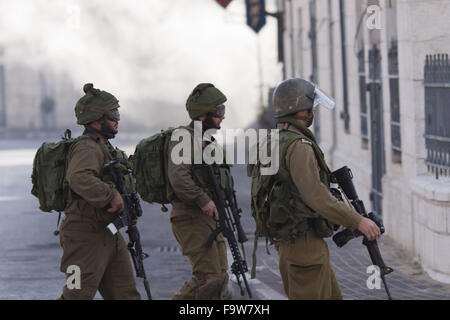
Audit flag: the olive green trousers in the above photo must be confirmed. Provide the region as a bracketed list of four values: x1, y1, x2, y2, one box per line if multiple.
[276, 229, 343, 300]
[58, 217, 141, 300]
[170, 203, 228, 300]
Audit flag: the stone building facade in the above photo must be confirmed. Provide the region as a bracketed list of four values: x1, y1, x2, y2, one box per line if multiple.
[274, 0, 450, 282]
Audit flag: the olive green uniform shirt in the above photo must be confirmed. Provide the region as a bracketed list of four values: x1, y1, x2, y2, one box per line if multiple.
[281, 123, 362, 230]
[65, 137, 119, 223]
[167, 132, 211, 209]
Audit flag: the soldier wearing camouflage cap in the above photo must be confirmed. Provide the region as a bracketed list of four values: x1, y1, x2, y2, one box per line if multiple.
[268, 78, 381, 299]
[74, 83, 121, 136]
[167, 83, 233, 299]
[185, 83, 227, 126]
[58, 83, 141, 300]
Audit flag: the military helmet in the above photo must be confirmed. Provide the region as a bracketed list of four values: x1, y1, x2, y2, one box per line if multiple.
[186, 83, 227, 120]
[272, 78, 316, 118]
[75, 83, 120, 125]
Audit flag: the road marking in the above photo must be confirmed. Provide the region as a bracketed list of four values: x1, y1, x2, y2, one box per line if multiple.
[0, 196, 23, 201]
[226, 249, 287, 300]
[0, 149, 35, 167]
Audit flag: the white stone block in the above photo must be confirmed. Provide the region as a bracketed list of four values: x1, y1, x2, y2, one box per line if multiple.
[432, 184, 450, 202]
[397, 212, 411, 247]
[414, 195, 426, 225]
[429, 204, 447, 234]
[424, 225, 435, 268]
[431, 233, 450, 276]
[416, 221, 427, 262]
[404, 192, 413, 216]
[447, 206, 450, 234]
[425, 201, 435, 231]
[413, 221, 422, 260]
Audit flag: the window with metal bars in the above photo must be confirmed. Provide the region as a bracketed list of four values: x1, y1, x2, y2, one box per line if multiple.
[358, 48, 369, 149]
[388, 40, 401, 163]
[424, 54, 450, 179]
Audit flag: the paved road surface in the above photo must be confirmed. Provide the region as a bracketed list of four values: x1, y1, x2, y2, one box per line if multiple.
[0, 136, 449, 300]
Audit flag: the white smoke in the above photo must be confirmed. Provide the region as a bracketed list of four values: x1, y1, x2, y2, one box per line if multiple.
[0, 0, 281, 130]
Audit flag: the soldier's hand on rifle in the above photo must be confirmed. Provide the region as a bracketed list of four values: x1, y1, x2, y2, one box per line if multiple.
[357, 217, 381, 241]
[201, 200, 219, 220]
[107, 191, 125, 214]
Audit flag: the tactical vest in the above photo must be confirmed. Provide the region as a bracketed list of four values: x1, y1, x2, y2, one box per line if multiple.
[187, 129, 234, 202]
[267, 128, 335, 241]
[102, 142, 136, 194]
[69, 136, 135, 205]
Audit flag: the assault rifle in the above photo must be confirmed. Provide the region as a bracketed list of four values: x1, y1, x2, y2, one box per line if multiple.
[331, 166, 394, 300]
[202, 164, 252, 299]
[103, 158, 152, 300]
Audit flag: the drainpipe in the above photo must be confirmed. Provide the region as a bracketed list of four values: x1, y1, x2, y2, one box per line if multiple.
[309, 0, 320, 143]
[328, 0, 337, 168]
[289, 0, 295, 77]
[339, 0, 350, 133]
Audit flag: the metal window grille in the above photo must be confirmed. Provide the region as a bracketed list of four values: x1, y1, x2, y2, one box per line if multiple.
[358, 48, 369, 143]
[388, 41, 401, 160]
[424, 54, 450, 178]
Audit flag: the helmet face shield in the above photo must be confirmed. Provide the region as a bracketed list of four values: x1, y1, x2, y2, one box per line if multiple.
[314, 87, 336, 110]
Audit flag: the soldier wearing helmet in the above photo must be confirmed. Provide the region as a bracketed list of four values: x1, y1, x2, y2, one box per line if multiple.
[58, 83, 141, 300]
[270, 78, 381, 299]
[167, 83, 232, 300]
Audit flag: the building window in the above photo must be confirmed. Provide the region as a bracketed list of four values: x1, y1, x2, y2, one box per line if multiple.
[358, 48, 369, 149]
[339, 0, 350, 133]
[355, 0, 368, 149]
[385, 0, 401, 164]
[424, 54, 450, 179]
[388, 41, 401, 163]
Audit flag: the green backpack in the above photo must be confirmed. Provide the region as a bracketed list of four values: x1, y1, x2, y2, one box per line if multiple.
[31, 129, 88, 213]
[131, 126, 193, 211]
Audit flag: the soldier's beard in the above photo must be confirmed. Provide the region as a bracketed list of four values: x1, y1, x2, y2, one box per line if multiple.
[203, 115, 221, 132]
[100, 120, 118, 139]
[305, 114, 314, 127]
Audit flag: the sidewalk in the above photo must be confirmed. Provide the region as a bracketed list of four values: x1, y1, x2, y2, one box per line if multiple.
[228, 233, 450, 300]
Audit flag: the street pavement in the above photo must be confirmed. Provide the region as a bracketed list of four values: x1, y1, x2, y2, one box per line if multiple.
[0, 135, 449, 300]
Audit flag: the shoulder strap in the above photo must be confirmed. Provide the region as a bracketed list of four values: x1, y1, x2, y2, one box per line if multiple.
[280, 131, 302, 163]
[70, 135, 112, 163]
[280, 130, 302, 174]
[281, 130, 330, 174]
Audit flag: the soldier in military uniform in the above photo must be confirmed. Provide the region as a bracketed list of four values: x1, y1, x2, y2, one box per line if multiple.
[270, 78, 381, 300]
[167, 83, 233, 300]
[58, 83, 141, 300]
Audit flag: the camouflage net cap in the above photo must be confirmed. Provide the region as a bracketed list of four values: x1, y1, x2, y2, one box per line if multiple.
[272, 78, 315, 118]
[75, 83, 120, 125]
[186, 83, 227, 120]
